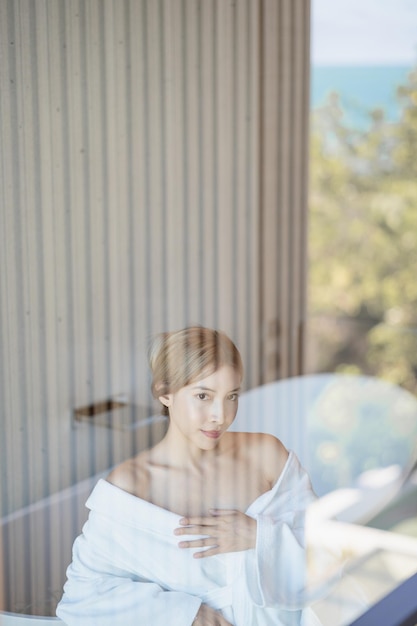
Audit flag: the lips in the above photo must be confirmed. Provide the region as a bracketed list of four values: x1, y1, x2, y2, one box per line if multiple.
[201, 429, 222, 439]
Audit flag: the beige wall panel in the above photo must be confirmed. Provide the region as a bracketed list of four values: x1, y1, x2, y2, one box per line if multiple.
[181, 0, 203, 325]
[276, 0, 292, 376]
[216, 1, 237, 333]
[261, 0, 282, 382]
[261, 0, 310, 382]
[0, 0, 18, 513]
[239, 4, 259, 370]
[1, 0, 310, 520]
[199, 0, 216, 326]
[165, 0, 188, 329]
[123, 0, 150, 410]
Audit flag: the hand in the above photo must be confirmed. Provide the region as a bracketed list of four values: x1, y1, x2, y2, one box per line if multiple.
[174, 509, 257, 558]
[192, 603, 233, 625]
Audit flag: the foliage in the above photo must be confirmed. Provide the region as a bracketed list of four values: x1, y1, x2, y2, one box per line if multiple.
[309, 66, 417, 395]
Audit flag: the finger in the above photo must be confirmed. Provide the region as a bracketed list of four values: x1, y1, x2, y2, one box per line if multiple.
[178, 537, 218, 549]
[193, 546, 222, 559]
[179, 516, 220, 526]
[208, 509, 238, 516]
[174, 525, 217, 536]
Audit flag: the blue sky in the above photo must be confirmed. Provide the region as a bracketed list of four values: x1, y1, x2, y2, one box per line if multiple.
[312, 0, 417, 66]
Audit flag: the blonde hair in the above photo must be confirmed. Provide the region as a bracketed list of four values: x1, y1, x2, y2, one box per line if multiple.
[148, 326, 243, 415]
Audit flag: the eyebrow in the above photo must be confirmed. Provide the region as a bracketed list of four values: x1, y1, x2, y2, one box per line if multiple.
[191, 385, 241, 393]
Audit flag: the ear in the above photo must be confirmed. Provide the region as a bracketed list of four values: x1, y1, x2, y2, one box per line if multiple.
[158, 393, 173, 409]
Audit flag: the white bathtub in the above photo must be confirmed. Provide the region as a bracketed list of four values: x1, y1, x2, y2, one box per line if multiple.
[0, 470, 106, 623]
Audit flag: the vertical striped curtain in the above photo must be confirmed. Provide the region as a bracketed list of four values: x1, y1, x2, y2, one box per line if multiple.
[0, 0, 310, 513]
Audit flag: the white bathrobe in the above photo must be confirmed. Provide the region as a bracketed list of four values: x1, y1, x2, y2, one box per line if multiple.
[57, 452, 320, 626]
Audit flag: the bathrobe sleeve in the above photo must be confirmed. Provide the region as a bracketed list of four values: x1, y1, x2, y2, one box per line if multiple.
[57, 534, 202, 626]
[56, 489, 202, 626]
[57, 566, 201, 625]
[243, 452, 317, 611]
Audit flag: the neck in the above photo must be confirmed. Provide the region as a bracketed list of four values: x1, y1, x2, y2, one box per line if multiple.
[158, 423, 225, 471]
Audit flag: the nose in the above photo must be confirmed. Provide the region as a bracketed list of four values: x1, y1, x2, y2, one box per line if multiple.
[210, 399, 225, 424]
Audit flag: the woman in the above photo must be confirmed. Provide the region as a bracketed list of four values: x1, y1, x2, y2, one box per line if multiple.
[57, 327, 318, 625]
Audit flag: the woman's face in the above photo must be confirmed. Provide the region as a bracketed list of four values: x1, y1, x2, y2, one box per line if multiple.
[160, 365, 242, 450]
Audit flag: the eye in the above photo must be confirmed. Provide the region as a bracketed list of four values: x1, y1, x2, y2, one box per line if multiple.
[196, 392, 209, 401]
[227, 393, 239, 401]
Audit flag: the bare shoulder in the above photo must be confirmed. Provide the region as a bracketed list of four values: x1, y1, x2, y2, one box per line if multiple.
[231, 431, 289, 487]
[106, 451, 150, 499]
[256, 433, 289, 484]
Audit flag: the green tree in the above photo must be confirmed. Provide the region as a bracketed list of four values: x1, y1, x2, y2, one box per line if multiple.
[309, 66, 417, 394]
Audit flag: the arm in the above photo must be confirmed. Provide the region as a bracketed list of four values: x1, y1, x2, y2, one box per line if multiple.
[193, 604, 233, 626]
[174, 434, 288, 558]
[245, 450, 317, 609]
[57, 532, 202, 626]
[174, 437, 316, 611]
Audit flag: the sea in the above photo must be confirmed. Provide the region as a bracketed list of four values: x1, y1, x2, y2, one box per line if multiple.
[310, 65, 414, 129]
